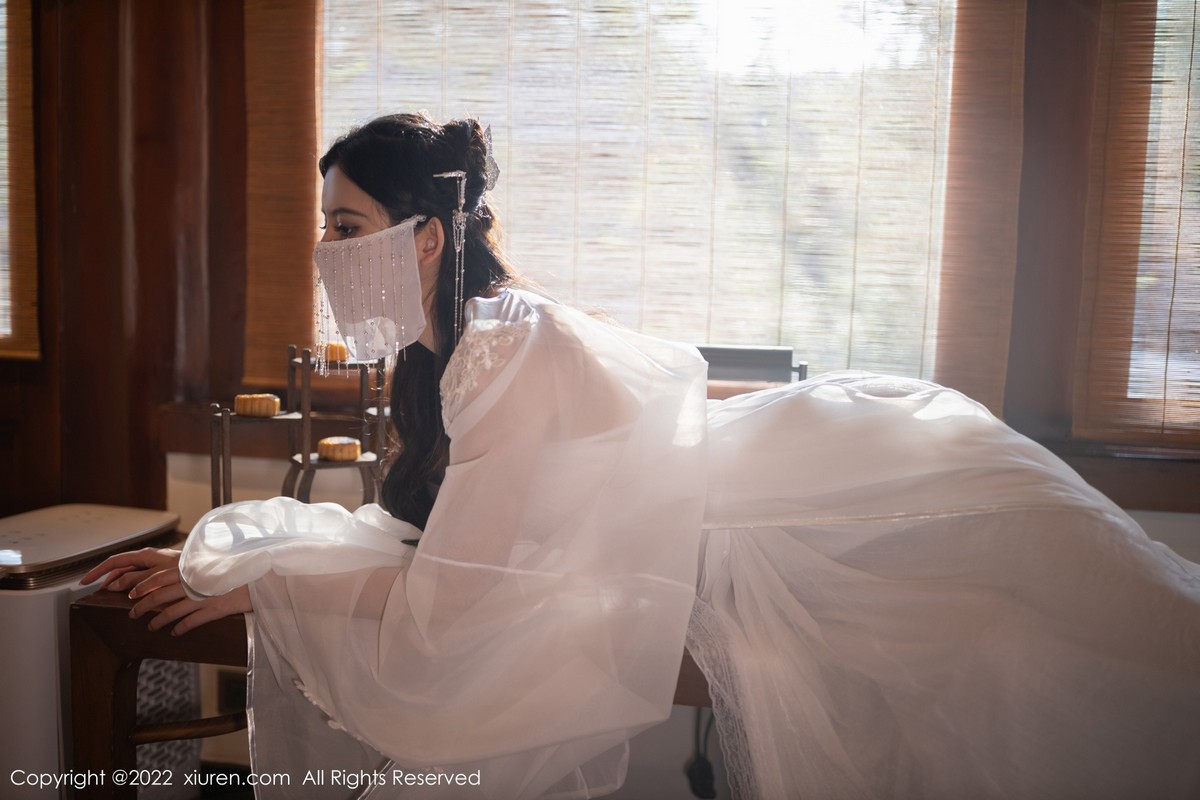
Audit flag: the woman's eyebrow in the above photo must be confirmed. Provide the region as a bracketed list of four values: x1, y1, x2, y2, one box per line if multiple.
[323, 207, 371, 218]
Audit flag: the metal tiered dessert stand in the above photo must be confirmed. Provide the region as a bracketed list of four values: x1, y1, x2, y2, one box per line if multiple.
[209, 345, 388, 507]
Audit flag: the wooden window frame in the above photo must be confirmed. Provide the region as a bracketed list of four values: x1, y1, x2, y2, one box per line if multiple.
[155, 0, 1198, 513]
[1004, 0, 1200, 513]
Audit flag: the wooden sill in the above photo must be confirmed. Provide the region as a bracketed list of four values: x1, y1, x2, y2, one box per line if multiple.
[160, 402, 379, 460]
[161, 380, 783, 459]
[162, 389, 1200, 514]
[706, 379, 788, 400]
[1041, 439, 1200, 514]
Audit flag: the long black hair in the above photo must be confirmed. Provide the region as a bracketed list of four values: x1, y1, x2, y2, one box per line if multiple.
[319, 113, 517, 527]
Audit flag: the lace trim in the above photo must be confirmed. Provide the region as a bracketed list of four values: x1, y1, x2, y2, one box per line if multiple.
[441, 318, 532, 421]
[292, 678, 371, 742]
[687, 602, 756, 800]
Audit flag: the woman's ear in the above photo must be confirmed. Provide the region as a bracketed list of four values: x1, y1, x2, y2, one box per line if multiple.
[416, 217, 444, 270]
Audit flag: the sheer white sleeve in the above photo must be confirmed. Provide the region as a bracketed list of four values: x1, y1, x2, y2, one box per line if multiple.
[181, 289, 709, 799]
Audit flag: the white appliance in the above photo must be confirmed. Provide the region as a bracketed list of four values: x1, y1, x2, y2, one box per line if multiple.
[0, 504, 180, 799]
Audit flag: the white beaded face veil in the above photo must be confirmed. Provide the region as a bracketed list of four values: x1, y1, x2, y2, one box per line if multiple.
[312, 214, 426, 375]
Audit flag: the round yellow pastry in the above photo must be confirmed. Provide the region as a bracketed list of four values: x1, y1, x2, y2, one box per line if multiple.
[324, 341, 350, 363]
[234, 393, 281, 417]
[318, 436, 361, 462]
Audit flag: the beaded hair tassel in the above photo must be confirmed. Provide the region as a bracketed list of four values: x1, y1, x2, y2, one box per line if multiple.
[433, 170, 468, 343]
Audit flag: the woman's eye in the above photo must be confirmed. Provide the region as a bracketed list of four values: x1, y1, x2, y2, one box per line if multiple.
[336, 224, 355, 237]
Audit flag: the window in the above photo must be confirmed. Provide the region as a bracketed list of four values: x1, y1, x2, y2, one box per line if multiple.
[0, 0, 38, 360]
[1, 0, 9, 339]
[321, 1, 957, 379]
[233, 1, 1194, 506]
[1075, 0, 1200, 444]
[244, 1, 1024, 410]
[1126, 0, 1199, 410]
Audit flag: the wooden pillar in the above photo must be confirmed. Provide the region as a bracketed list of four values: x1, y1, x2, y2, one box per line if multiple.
[1004, 0, 1104, 438]
[0, 0, 225, 515]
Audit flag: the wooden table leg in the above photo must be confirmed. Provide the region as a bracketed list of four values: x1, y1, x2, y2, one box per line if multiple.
[70, 601, 141, 799]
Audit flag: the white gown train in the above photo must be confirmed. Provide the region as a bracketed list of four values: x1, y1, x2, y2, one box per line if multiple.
[180, 289, 1200, 798]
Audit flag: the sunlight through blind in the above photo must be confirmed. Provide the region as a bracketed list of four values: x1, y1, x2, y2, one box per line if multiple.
[1077, 0, 1200, 442]
[0, 0, 38, 359]
[1, 0, 8, 339]
[321, 0, 956, 379]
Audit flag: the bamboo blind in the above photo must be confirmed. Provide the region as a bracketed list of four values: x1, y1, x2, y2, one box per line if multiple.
[932, 0, 1026, 413]
[1075, 0, 1200, 444]
[0, 0, 39, 360]
[243, 0, 321, 386]
[248, 1, 1031, 414]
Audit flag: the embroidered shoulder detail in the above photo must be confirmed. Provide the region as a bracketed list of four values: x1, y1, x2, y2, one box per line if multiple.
[441, 318, 532, 420]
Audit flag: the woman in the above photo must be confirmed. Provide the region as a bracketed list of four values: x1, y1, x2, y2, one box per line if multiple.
[85, 113, 1200, 799]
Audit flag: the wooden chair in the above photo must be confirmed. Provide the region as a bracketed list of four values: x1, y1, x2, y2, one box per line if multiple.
[69, 591, 248, 799]
[69, 590, 708, 799]
[68, 367, 721, 798]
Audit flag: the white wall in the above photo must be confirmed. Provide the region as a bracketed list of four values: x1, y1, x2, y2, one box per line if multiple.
[167, 453, 368, 532]
[1127, 509, 1200, 564]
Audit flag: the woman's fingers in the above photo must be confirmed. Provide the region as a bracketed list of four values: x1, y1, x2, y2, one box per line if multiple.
[81, 548, 158, 584]
[81, 547, 181, 586]
[132, 583, 188, 621]
[82, 552, 146, 585]
[96, 565, 139, 590]
[128, 566, 183, 600]
[171, 587, 253, 636]
[139, 585, 252, 633]
[109, 567, 168, 593]
[143, 592, 198, 631]
[169, 602, 234, 637]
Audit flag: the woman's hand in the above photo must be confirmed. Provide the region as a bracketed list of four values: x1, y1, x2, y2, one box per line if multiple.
[82, 546, 180, 593]
[81, 547, 253, 635]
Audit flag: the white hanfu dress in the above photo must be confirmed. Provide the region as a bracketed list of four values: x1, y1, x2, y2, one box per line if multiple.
[180, 288, 1200, 799]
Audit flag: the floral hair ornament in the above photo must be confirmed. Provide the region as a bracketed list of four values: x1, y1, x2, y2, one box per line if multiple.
[482, 125, 500, 193]
[312, 215, 427, 376]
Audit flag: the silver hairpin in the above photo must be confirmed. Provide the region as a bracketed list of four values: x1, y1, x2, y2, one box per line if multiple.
[434, 170, 467, 343]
